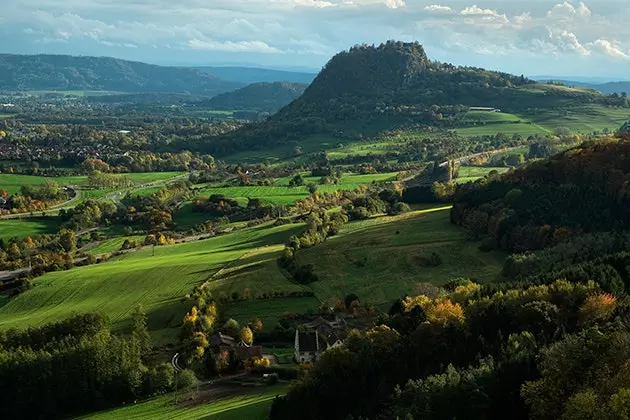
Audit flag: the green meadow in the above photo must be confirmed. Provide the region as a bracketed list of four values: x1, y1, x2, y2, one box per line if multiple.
[0, 223, 303, 342]
[78, 385, 288, 420]
[216, 207, 505, 323]
[0, 218, 60, 240]
[0, 172, 184, 195]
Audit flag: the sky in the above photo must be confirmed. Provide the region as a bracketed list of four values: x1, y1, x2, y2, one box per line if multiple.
[1, 0, 630, 78]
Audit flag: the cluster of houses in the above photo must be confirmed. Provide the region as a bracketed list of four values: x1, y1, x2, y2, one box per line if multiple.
[206, 316, 347, 366]
[294, 316, 346, 363]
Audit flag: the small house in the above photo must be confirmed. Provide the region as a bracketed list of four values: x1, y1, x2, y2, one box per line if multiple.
[295, 330, 321, 363]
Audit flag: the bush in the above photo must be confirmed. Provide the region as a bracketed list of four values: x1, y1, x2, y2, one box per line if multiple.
[389, 202, 411, 215]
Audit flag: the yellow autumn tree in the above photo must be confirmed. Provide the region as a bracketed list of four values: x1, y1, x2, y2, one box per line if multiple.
[425, 299, 465, 326]
[240, 326, 254, 345]
[450, 280, 481, 305]
[403, 295, 431, 312]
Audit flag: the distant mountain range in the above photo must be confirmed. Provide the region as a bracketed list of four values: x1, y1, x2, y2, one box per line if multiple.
[532, 76, 630, 95]
[194, 66, 316, 85]
[0, 54, 246, 95]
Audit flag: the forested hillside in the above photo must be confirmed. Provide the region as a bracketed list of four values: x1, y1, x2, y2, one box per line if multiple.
[202, 41, 627, 156]
[0, 54, 242, 94]
[200, 82, 307, 112]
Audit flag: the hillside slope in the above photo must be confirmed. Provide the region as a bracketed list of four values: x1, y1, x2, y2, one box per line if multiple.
[200, 41, 627, 156]
[200, 81, 308, 112]
[0, 54, 242, 94]
[196, 66, 316, 84]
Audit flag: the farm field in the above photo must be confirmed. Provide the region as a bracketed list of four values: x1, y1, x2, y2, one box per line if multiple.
[0, 174, 86, 194]
[196, 172, 399, 205]
[456, 166, 510, 184]
[0, 222, 303, 342]
[0, 217, 60, 240]
[0, 172, 184, 194]
[455, 121, 550, 137]
[86, 235, 147, 254]
[525, 105, 630, 133]
[217, 206, 505, 324]
[454, 105, 629, 137]
[78, 385, 288, 420]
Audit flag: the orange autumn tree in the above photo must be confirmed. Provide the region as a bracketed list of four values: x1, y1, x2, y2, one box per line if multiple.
[579, 293, 617, 326]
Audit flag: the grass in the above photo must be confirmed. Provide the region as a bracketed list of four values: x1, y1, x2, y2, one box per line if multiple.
[195, 172, 398, 205]
[456, 166, 510, 184]
[0, 172, 184, 195]
[216, 206, 505, 323]
[0, 174, 86, 194]
[0, 217, 60, 240]
[296, 207, 505, 307]
[87, 235, 147, 254]
[78, 385, 288, 420]
[226, 297, 319, 332]
[455, 122, 551, 137]
[524, 105, 630, 133]
[0, 223, 303, 341]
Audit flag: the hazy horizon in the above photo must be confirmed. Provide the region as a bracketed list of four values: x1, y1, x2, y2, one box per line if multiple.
[2, 1, 630, 78]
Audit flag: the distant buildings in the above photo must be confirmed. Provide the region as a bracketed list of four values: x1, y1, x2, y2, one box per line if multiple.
[469, 106, 501, 112]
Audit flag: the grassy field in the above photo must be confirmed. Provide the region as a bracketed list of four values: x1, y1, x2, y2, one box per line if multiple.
[0, 174, 86, 194]
[0, 172, 184, 195]
[196, 172, 399, 206]
[456, 166, 510, 184]
[295, 207, 505, 308]
[0, 217, 60, 240]
[525, 105, 630, 133]
[78, 385, 287, 420]
[216, 206, 505, 323]
[0, 223, 303, 342]
[455, 121, 550, 137]
[87, 235, 147, 254]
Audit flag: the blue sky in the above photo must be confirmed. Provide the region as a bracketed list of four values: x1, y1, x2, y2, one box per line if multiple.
[1, 0, 630, 78]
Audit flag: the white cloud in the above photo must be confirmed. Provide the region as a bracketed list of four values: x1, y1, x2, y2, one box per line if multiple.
[588, 39, 630, 60]
[424, 4, 452, 13]
[461, 5, 499, 16]
[187, 39, 281, 53]
[2, 0, 630, 76]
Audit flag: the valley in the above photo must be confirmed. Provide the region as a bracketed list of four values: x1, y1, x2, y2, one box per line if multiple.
[2, 41, 630, 420]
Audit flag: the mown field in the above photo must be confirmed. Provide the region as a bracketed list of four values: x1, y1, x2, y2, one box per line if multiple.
[78, 385, 287, 420]
[0, 217, 60, 240]
[217, 206, 505, 323]
[173, 172, 399, 228]
[199, 172, 399, 205]
[456, 106, 629, 137]
[0, 222, 303, 343]
[456, 166, 510, 184]
[0, 172, 184, 194]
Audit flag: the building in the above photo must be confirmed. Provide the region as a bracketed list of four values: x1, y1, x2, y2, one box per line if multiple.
[468, 106, 501, 112]
[209, 332, 263, 362]
[295, 330, 321, 363]
[294, 316, 347, 363]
